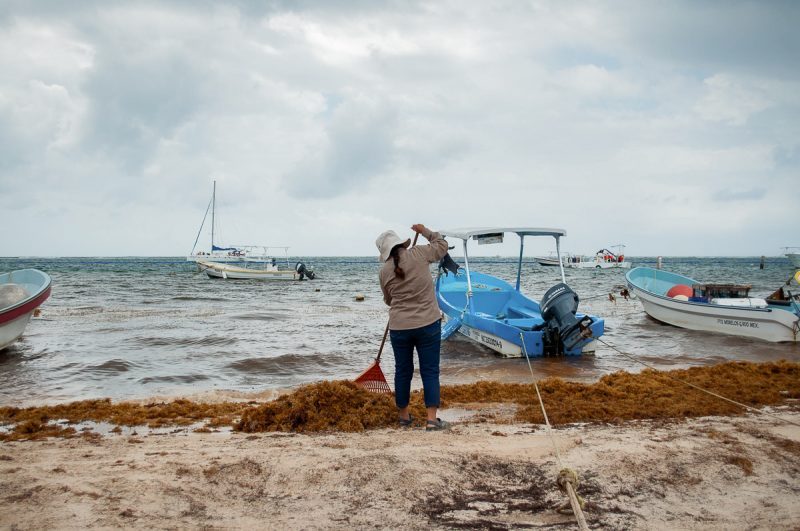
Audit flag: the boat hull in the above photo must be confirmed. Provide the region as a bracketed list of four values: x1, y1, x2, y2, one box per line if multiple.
[198, 261, 299, 281]
[566, 260, 631, 269]
[627, 267, 799, 343]
[0, 313, 35, 350]
[0, 269, 52, 350]
[534, 257, 562, 267]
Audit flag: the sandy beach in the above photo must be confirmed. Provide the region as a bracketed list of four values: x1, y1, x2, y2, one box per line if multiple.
[2, 404, 798, 530]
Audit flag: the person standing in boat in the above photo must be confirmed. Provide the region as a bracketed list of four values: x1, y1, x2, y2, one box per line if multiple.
[376, 224, 450, 431]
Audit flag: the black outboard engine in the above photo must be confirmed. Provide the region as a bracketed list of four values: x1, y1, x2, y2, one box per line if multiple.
[295, 262, 315, 281]
[539, 283, 593, 355]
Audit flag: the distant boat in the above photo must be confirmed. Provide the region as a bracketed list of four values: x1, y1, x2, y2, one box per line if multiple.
[784, 247, 800, 268]
[198, 260, 314, 281]
[0, 269, 51, 350]
[437, 227, 604, 357]
[626, 267, 799, 343]
[187, 181, 295, 264]
[534, 253, 566, 267]
[565, 245, 631, 269]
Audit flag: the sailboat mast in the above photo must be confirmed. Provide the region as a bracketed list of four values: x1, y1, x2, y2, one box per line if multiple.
[211, 181, 216, 248]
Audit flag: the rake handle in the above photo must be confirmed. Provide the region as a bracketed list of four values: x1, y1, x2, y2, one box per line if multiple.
[376, 232, 420, 362]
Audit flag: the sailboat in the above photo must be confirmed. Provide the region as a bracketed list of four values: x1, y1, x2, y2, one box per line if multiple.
[187, 182, 315, 280]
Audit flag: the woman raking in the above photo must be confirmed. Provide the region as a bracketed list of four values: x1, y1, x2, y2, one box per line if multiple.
[376, 224, 450, 431]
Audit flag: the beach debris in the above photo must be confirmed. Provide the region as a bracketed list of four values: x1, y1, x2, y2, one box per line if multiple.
[237, 380, 426, 433]
[1, 362, 797, 440]
[608, 293, 616, 303]
[354, 293, 365, 301]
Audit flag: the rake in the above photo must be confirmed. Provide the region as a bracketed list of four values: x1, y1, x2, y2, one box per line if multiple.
[354, 232, 419, 394]
[353, 322, 393, 394]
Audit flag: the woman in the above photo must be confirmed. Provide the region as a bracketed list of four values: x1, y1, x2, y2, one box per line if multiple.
[376, 223, 450, 431]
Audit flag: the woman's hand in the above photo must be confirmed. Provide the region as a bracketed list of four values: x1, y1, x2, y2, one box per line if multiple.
[411, 224, 427, 234]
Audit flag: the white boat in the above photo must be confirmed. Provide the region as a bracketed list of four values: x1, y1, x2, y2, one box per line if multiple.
[626, 267, 799, 343]
[187, 181, 294, 264]
[534, 253, 567, 267]
[198, 260, 314, 281]
[0, 269, 51, 350]
[565, 245, 631, 269]
[784, 247, 800, 268]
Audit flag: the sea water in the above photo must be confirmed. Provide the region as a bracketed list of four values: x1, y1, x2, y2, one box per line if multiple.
[0, 256, 797, 405]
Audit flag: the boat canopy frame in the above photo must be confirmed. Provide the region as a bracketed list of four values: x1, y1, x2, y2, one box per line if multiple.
[439, 227, 568, 315]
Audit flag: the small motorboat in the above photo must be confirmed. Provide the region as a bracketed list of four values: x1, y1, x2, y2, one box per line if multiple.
[534, 253, 566, 267]
[565, 245, 631, 269]
[198, 260, 314, 281]
[626, 267, 800, 342]
[0, 269, 52, 350]
[437, 227, 604, 357]
[784, 247, 800, 268]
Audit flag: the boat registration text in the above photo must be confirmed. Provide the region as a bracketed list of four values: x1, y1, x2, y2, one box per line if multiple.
[717, 318, 759, 329]
[464, 328, 503, 348]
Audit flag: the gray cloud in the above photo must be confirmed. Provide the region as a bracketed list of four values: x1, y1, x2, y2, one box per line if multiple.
[0, 1, 797, 256]
[282, 95, 398, 198]
[713, 188, 767, 202]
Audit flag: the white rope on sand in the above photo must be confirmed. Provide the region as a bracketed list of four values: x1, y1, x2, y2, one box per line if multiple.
[597, 338, 800, 429]
[520, 333, 590, 531]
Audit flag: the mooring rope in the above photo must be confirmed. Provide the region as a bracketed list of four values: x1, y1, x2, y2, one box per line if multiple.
[597, 338, 800, 428]
[520, 333, 590, 531]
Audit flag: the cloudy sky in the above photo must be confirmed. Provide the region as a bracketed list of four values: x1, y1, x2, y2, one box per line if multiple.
[1, 1, 798, 257]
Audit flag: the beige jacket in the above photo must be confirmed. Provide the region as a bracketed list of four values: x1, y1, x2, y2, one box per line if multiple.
[379, 229, 449, 330]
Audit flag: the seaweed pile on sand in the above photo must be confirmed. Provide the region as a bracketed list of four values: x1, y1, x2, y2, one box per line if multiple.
[237, 380, 428, 433]
[442, 360, 800, 425]
[1, 361, 797, 440]
[0, 399, 251, 442]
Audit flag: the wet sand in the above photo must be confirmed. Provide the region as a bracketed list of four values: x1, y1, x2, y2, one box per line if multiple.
[2, 406, 798, 529]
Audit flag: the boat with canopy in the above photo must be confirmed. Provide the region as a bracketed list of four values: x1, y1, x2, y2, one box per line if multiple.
[436, 227, 605, 357]
[564, 244, 630, 269]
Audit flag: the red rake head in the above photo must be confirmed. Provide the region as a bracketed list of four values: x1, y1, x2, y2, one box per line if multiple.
[354, 360, 392, 394]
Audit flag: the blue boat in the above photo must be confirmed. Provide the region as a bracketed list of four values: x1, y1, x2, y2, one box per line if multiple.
[436, 227, 604, 357]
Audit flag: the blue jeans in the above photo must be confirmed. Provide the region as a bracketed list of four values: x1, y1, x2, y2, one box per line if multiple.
[390, 320, 441, 409]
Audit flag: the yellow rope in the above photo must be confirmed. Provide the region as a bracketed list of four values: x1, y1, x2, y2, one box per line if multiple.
[521, 333, 589, 531]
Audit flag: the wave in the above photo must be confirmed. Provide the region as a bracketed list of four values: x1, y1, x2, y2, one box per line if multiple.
[130, 335, 237, 347]
[171, 296, 230, 302]
[226, 353, 350, 376]
[88, 359, 136, 374]
[139, 374, 211, 384]
[229, 312, 284, 321]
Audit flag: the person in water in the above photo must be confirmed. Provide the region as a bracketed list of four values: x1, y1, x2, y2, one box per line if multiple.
[376, 224, 450, 431]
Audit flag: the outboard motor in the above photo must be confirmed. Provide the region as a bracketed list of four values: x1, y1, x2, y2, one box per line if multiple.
[295, 262, 315, 281]
[539, 283, 593, 355]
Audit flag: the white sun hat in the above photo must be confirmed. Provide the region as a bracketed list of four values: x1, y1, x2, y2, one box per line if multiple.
[375, 230, 411, 262]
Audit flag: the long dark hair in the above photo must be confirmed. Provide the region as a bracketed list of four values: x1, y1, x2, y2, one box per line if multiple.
[390, 245, 406, 279]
